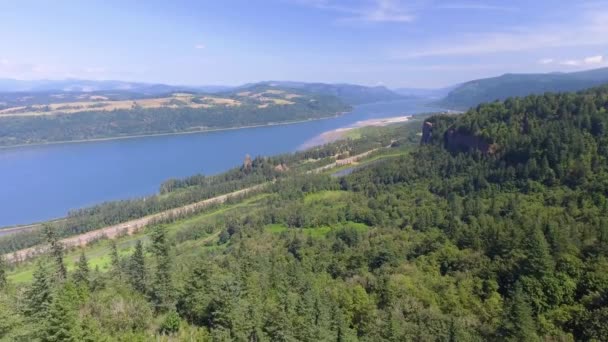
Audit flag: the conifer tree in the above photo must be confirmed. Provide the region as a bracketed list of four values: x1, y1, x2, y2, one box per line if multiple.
[110, 240, 122, 280]
[150, 225, 173, 311]
[498, 284, 539, 341]
[42, 283, 80, 342]
[0, 254, 7, 290]
[24, 262, 53, 321]
[521, 225, 554, 277]
[73, 251, 90, 287]
[129, 240, 146, 294]
[44, 224, 67, 281]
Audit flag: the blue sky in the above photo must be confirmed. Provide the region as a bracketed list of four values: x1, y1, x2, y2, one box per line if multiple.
[0, 0, 607, 88]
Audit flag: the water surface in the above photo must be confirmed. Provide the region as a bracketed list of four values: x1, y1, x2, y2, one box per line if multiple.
[0, 99, 438, 226]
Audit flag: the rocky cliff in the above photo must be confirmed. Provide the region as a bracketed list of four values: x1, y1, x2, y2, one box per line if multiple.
[421, 120, 496, 154]
[420, 121, 433, 145]
[444, 128, 495, 154]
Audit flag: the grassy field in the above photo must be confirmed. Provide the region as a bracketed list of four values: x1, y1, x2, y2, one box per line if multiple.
[0, 89, 301, 117]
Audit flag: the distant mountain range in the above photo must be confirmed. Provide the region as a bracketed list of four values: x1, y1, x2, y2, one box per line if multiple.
[245, 81, 405, 105]
[0, 78, 232, 95]
[4, 67, 608, 111]
[438, 67, 608, 109]
[0, 79, 406, 106]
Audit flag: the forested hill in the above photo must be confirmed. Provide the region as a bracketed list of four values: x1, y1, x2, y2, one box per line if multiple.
[0, 86, 349, 147]
[438, 67, 608, 109]
[2, 88, 608, 340]
[248, 81, 405, 105]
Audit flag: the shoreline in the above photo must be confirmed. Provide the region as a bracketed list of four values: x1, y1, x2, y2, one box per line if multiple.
[0, 112, 349, 151]
[300, 115, 412, 149]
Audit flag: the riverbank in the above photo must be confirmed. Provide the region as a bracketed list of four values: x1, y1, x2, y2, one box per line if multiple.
[300, 115, 412, 148]
[0, 99, 440, 227]
[0, 111, 349, 150]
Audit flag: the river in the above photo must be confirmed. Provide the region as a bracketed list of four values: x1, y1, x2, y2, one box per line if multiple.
[0, 99, 439, 227]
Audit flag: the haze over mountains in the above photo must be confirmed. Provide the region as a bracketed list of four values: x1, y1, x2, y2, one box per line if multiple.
[0, 78, 404, 105]
[4, 66, 608, 112]
[440, 67, 608, 109]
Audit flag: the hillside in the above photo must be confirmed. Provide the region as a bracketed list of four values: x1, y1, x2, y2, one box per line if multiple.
[439, 67, 608, 109]
[0, 78, 404, 106]
[249, 81, 405, 105]
[1, 87, 608, 340]
[0, 85, 349, 147]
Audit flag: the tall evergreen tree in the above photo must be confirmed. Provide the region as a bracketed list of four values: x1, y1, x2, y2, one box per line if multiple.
[24, 262, 54, 321]
[521, 225, 554, 278]
[73, 251, 90, 287]
[150, 225, 173, 311]
[109, 240, 122, 280]
[44, 224, 67, 281]
[0, 254, 7, 290]
[497, 284, 539, 341]
[129, 240, 146, 294]
[42, 283, 80, 342]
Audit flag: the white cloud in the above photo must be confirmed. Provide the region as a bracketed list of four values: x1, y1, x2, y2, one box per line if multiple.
[434, 3, 517, 12]
[296, 0, 519, 23]
[538, 55, 605, 67]
[561, 60, 581, 66]
[584, 55, 604, 64]
[195, 44, 206, 49]
[296, 0, 414, 23]
[559, 55, 604, 67]
[356, 0, 413, 22]
[392, 9, 608, 58]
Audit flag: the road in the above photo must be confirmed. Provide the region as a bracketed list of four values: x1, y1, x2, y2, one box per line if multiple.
[4, 184, 266, 263]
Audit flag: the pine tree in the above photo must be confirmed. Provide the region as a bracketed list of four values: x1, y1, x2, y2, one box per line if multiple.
[129, 240, 146, 294]
[0, 254, 7, 290]
[150, 225, 173, 311]
[73, 251, 90, 287]
[79, 317, 108, 342]
[44, 225, 67, 281]
[24, 262, 53, 320]
[176, 261, 210, 325]
[109, 240, 122, 280]
[42, 283, 80, 342]
[521, 225, 554, 277]
[497, 284, 539, 341]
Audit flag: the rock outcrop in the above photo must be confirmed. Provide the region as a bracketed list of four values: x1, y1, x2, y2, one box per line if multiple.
[421, 119, 497, 154]
[274, 163, 289, 172]
[444, 128, 496, 154]
[421, 121, 433, 145]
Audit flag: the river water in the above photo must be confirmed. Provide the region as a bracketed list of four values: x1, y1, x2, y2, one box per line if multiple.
[0, 99, 439, 227]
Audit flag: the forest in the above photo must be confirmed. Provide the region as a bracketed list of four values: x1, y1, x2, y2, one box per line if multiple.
[1, 86, 608, 341]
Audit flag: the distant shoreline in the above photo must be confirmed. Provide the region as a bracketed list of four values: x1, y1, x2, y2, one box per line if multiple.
[0, 112, 349, 151]
[300, 115, 412, 149]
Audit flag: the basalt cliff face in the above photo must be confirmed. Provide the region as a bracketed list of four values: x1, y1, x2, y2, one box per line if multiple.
[444, 128, 495, 154]
[420, 121, 433, 145]
[421, 120, 496, 154]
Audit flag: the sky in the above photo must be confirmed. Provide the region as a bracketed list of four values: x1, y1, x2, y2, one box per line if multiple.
[0, 0, 607, 88]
